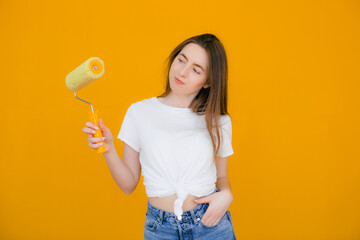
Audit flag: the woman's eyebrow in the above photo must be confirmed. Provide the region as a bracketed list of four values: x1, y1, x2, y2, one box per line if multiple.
[179, 53, 205, 72]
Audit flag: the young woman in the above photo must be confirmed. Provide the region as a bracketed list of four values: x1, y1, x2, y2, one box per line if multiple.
[83, 33, 236, 239]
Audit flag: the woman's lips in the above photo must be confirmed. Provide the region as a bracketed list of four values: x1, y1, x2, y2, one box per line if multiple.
[175, 77, 185, 85]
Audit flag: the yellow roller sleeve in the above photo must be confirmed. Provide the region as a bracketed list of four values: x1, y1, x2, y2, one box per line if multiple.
[65, 57, 105, 91]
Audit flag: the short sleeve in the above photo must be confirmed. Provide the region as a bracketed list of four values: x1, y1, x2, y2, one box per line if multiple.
[117, 104, 141, 153]
[217, 115, 234, 158]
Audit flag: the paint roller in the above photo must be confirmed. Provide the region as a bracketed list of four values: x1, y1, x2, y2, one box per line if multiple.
[65, 57, 106, 153]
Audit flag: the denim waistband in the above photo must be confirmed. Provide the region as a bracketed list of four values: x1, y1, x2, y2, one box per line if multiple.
[146, 188, 219, 224]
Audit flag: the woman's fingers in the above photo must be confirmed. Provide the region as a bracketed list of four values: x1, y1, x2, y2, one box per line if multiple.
[82, 126, 97, 135]
[86, 121, 99, 131]
[82, 121, 110, 150]
[88, 137, 105, 149]
[89, 137, 106, 143]
[88, 141, 104, 148]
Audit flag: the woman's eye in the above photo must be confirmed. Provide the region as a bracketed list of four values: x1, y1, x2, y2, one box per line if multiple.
[178, 58, 199, 74]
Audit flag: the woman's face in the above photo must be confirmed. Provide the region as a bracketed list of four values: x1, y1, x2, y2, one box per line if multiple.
[169, 43, 209, 96]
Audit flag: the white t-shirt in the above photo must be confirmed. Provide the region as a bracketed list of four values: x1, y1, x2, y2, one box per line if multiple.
[117, 96, 234, 220]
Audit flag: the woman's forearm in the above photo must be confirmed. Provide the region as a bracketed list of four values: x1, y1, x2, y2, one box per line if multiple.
[102, 143, 136, 194]
[216, 177, 233, 195]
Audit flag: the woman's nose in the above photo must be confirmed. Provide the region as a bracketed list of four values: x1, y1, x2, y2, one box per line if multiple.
[179, 65, 188, 78]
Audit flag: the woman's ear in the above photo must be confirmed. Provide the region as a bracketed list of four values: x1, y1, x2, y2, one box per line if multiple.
[203, 83, 210, 89]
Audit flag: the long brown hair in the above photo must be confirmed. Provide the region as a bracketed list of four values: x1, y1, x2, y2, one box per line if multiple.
[157, 33, 230, 162]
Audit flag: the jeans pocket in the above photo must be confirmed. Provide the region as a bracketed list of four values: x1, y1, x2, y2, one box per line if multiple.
[199, 211, 228, 229]
[144, 212, 158, 231]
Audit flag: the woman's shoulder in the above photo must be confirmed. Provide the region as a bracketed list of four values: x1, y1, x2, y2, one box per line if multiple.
[128, 96, 157, 111]
[220, 113, 231, 122]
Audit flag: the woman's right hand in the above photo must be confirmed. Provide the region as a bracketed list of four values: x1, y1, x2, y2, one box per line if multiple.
[82, 118, 114, 152]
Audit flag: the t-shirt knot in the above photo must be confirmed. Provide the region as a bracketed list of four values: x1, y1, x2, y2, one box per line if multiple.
[174, 184, 188, 220]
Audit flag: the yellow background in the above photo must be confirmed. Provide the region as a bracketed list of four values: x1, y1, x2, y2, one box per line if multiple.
[1, 0, 359, 239]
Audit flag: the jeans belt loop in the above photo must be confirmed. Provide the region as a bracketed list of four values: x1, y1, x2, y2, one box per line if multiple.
[158, 209, 164, 224]
[190, 208, 199, 224]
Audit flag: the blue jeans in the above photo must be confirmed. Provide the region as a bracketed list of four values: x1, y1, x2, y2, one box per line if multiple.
[144, 189, 236, 240]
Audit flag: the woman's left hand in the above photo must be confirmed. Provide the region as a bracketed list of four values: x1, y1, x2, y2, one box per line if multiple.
[194, 190, 233, 227]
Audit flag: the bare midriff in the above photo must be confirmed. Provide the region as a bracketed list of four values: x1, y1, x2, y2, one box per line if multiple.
[148, 193, 200, 212]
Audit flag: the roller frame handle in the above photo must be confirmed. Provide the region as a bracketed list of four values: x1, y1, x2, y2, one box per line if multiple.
[88, 109, 106, 154]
